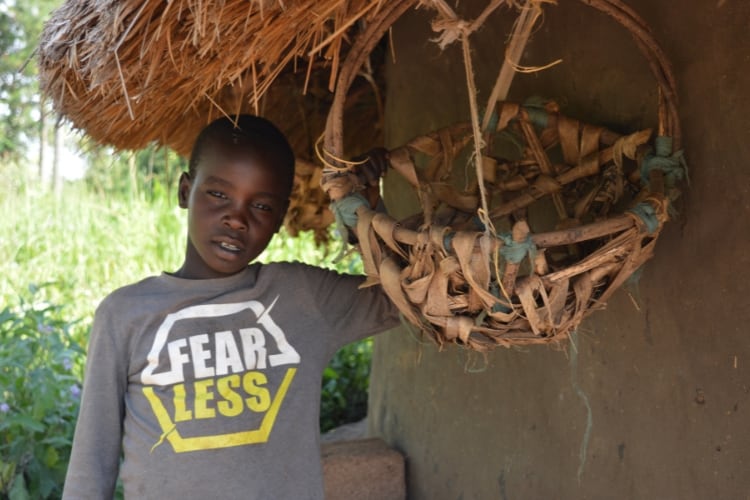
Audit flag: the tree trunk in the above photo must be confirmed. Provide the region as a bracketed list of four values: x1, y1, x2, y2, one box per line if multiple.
[51, 118, 62, 194]
[38, 97, 47, 182]
[128, 152, 138, 200]
[147, 144, 156, 197]
[164, 147, 171, 193]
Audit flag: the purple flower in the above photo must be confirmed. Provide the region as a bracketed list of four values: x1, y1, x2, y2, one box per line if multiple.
[0, 402, 9, 413]
[69, 385, 81, 399]
[62, 357, 73, 370]
[37, 322, 54, 334]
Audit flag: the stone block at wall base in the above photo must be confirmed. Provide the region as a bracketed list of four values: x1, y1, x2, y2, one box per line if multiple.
[322, 438, 405, 500]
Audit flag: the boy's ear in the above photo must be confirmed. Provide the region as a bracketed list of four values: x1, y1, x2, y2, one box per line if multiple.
[178, 172, 192, 209]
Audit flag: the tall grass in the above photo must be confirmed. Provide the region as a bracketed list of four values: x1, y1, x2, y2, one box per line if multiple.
[0, 182, 361, 341]
[1, 184, 185, 339]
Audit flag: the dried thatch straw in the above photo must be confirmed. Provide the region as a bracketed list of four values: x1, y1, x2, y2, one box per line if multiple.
[263, 67, 383, 240]
[39, 0, 386, 156]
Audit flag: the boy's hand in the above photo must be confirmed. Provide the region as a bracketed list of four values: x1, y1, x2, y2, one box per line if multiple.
[324, 148, 391, 244]
[351, 147, 389, 211]
[351, 147, 389, 187]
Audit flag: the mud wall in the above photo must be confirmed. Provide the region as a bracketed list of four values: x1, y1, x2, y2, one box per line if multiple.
[368, 1, 750, 498]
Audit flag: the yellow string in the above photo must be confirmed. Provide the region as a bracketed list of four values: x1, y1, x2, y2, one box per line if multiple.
[507, 57, 563, 73]
[314, 133, 370, 172]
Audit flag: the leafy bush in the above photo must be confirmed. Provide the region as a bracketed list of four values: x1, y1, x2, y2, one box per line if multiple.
[0, 287, 84, 500]
[320, 338, 373, 433]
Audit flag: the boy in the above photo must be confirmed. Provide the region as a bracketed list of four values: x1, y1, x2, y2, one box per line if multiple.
[63, 115, 399, 499]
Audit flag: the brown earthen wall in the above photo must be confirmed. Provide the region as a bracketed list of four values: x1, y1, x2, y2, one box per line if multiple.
[368, 1, 750, 498]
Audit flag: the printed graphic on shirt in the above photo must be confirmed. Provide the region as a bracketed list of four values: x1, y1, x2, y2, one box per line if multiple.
[139, 296, 300, 453]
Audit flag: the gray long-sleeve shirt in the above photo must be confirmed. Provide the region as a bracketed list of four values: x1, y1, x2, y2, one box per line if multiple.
[62, 262, 399, 499]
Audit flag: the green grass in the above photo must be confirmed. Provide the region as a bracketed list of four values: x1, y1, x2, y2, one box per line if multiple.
[1, 184, 184, 340]
[0, 182, 362, 341]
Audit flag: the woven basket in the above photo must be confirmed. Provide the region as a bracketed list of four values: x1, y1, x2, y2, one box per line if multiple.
[321, 0, 684, 350]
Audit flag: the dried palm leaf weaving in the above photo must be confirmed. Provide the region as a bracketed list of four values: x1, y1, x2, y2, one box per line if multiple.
[321, 0, 685, 350]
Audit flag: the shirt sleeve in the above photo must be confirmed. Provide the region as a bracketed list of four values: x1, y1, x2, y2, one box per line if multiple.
[301, 265, 401, 351]
[63, 298, 128, 500]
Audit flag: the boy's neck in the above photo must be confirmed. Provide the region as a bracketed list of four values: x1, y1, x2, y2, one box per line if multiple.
[171, 265, 252, 280]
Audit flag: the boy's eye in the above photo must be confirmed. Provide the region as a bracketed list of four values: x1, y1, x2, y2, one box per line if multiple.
[251, 203, 272, 212]
[207, 190, 227, 199]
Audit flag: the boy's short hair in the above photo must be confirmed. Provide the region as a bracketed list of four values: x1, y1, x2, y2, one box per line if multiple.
[189, 115, 295, 196]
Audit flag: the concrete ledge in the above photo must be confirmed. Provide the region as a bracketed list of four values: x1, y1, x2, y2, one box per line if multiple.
[321, 438, 405, 500]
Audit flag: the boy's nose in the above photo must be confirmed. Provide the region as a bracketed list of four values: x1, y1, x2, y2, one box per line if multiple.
[222, 210, 248, 231]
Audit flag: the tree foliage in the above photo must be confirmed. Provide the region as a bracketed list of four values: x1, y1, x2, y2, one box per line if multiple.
[0, 0, 59, 164]
[82, 142, 188, 200]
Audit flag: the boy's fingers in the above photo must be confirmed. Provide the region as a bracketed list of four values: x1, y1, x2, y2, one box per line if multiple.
[367, 148, 390, 181]
[369, 148, 390, 176]
[350, 147, 390, 186]
[362, 164, 380, 186]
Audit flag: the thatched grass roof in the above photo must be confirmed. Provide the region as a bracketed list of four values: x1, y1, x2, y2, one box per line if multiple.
[38, 0, 387, 156]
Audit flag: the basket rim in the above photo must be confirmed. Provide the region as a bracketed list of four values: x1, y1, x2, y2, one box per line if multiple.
[319, 0, 682, 349]
[323, 0, 681, 160]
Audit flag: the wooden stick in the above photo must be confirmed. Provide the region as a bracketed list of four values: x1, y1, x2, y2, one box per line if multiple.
[579, 0, 680, 149]
[324, 0, 417, 159]
[382, 209, 637, 250]
[519, 115, 568, 219]
[481, 1, 545, 129]
[487, 127, 651, 219]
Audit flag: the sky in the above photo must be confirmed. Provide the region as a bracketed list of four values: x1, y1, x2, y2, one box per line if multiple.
[30, 124, 87, 181]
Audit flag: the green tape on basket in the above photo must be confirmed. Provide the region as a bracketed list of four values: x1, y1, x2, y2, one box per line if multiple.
[498, 232, 537, 264]
[330, 192, 369, 231]
[489, 282, 512, 314]
[484, 108, 499, 132]
[443, 231, 455, 252]
[640, 136, 688, 187]
[523, 96, 550, 129]
[627, 202, 660, 234]
[486, 97, 548, 132]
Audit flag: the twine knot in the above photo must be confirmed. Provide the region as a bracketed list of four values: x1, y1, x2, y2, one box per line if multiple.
[627, 196, 669, 235]
[522, 96, 551, 129]
[330, 192, 369, 245]
[330, 192, 369, 229]
[320, 169, 361, 201]
[640, 135, 688, 188]
[627, 202, 660, 234]
[498, 232, 537, 264]
[431, 18, 472, 49]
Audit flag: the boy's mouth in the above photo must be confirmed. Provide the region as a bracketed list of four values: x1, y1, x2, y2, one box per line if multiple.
[214, 236, 245, 254]
[219, 241, 241, 253]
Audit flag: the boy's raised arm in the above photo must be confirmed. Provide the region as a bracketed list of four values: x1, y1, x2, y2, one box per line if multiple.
[299, 263, 401, 353]
[63, 300, 127, 499]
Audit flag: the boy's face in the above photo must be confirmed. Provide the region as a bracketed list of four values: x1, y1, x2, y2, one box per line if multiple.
[177, 149, 289, 279]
